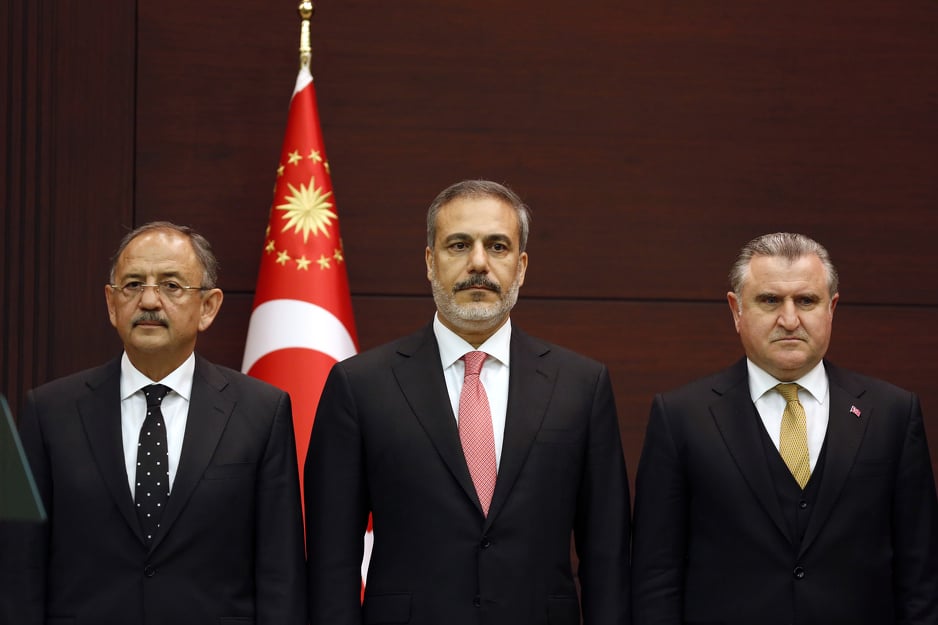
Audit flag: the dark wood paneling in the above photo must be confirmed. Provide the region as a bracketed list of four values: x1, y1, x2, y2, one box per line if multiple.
[48, 1, 137, 380]
[310, 1, 938, 305]
[127, 1, 938, 305]
[1, 0, 134, 417]
[134, 0, 299, 290]
[5, 0, 937, 491]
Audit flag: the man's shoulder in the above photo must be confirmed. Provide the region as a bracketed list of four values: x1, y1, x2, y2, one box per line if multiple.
[825, 360, 915, 400]
[30, 359, 118, 398]
[195, 356, 288, 399]
[658, 359, 749, 402]
[513, 328, 605, 370]
[338, 325, 434, 371]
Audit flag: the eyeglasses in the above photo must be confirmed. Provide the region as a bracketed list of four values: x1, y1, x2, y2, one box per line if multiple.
[109, 281, 210, 300]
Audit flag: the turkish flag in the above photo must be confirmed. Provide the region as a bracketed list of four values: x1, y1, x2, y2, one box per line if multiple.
[242, 65, 375, 592]
[242, 65, 358, 475]
[242, 66, 372, 588]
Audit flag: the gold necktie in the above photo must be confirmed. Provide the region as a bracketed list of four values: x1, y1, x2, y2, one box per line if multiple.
[776, 383, 811, 489]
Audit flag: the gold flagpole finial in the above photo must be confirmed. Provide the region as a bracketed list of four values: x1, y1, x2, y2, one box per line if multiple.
[298, 1, 314, 69]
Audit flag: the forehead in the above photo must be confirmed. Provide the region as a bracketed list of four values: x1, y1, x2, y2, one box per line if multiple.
[115, 230, 201, 278]
[434, 196, 520, 242]
[744, 253, 828, 292]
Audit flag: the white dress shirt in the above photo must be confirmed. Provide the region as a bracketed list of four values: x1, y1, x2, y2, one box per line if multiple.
[119, 352, 195, 497]
[433, 314, 511, 469]
[747, 359, 830, 471]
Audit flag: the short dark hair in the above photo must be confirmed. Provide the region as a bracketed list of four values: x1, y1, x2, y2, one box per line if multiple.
[729, 232, 838, 298]
[109, 221, 219, 288]
[426, 180, 531, 252]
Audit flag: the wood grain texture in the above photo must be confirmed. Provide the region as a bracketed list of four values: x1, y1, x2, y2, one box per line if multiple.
[4, 0, 937, 488]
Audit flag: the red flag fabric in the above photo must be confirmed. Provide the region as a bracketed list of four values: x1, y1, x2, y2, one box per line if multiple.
[242, 65, 359, 496]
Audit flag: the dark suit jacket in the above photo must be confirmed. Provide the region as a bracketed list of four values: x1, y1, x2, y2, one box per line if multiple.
[0, 355, 306, 625]
[304, 324, 631, 625]
[631, 359, 938, 625]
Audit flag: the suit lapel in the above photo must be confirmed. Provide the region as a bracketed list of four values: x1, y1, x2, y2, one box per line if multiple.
[710, 361, 791, 542]
[150, 356, 234, 551]
[484, 329, 554, 528]
[392, 327, 481, 514]
[799, 362, 870, 555]
[78, 359, 145, 543]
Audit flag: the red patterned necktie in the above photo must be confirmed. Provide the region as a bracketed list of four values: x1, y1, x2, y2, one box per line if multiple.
[458, 351, 498, 516]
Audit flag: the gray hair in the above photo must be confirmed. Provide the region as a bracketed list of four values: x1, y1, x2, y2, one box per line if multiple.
[729, 232, 838, 298]
[426, 180, 531, 252]
[109, 221, 219, 288]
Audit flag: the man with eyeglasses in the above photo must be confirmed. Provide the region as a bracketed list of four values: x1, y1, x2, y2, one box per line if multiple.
[0, 222, 306, 624]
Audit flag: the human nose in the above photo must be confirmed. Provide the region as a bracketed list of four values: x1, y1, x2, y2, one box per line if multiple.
[777, 299, 800, 329]
[467, 242, 489, 272]
[138, 284, 163, 307]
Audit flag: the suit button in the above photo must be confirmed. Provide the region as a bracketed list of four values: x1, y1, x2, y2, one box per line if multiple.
[472, 595, 481, 607]
[793, 566, 805, 579]
[480, 537, 492, 549]
[144, 565, 156, 577]
[799, 500, 808, 509]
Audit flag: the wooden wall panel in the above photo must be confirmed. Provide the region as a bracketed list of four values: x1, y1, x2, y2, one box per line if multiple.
[134, 0, 298, 290]
[311, 1, 938, 305]
[2, 0, 134, 417]
[4, 0, 937, 492]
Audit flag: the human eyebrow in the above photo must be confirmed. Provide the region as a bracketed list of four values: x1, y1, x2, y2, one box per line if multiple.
[442, 233, 472, 245]
[116, 271, 146, 283]
[483, 234, 514, 250]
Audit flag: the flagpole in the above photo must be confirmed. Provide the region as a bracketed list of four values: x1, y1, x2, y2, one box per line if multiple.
[298, 1, 313, 69]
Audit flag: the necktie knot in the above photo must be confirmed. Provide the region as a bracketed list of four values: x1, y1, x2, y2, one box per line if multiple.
[144, 384, 170, 407]
[463, 351, 487, 378]
[775, 383, 800, 403]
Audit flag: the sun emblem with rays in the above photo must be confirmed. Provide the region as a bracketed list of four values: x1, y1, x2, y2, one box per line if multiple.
[276, 177, 336, 243]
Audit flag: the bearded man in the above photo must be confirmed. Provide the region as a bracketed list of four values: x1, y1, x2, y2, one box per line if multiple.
[304, 179, 631, 625]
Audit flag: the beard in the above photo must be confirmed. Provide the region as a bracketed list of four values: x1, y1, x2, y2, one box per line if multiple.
[430, 263, 522, 329]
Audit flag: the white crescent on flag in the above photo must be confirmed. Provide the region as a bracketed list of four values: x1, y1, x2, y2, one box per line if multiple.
[241, 298, 357, 373]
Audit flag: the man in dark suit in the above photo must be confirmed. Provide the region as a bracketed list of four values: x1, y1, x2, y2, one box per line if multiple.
[304, 180, 631, 625]
[0, 222, 306, 624]
[631, 232, 938, 625]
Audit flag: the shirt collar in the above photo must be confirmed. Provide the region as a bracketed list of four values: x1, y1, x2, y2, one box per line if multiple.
[747, 358, 829, 404]
[120, 352, 196, 401]
[432, 313, 512, 369]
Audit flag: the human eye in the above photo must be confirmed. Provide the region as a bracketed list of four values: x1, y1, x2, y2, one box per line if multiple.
[487, 237, 512, 254]
[448, 241, 469, 252]
[160, 280, 183, 294]
[757, 294, 779, 306]
[797, 295, 819, 307]
[120, 281, 144, 293]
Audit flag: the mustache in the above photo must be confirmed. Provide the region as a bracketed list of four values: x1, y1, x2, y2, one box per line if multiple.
[133, 311, 169, 327]
[453, 275, 501, 294]
[770, 330, 808, 341]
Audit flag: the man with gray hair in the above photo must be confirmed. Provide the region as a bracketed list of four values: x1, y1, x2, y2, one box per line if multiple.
[0, 222, 306, 624]
[305, 180, 631, 624]
[632, 232, 938, 624]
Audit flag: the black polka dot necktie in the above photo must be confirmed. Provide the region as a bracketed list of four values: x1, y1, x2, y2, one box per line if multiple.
[136, 384, 170, 544]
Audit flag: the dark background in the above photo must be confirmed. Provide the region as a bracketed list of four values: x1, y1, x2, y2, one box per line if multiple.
[3, 0, 937, 486]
